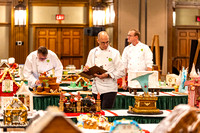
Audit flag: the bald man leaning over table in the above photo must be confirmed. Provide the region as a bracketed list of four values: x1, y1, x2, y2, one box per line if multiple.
[83, 31, 125, 109]
[23, 46, 63, 89]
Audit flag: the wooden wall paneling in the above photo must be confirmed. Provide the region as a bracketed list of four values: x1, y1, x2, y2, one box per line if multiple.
[174, 29, 198, 71]
[72, 58, 82, 69]
[57, 28, 62, 58]
[178, 38, 187, 56]
[167, 0, 173, 73]
[62, 38, 71, 56]
[35, 27, 84, 68]
[29, 0, 88, 6]
[61, 58, 70, 67]
[48, 37, 57, 53]
[25, 0, 29, 62]
[36, 28, 58, 54]
[62, 29, 71, 56]
[113, 0, 118, 49]
[10, 0, 15, 59]
[38, 37, 47, 47]
[10, 0, 29, 64]
[61, 28, 83, 68]
[47, 28, 58, 53]
[72, 29, 83, 56]
[83, 33, 89, 64]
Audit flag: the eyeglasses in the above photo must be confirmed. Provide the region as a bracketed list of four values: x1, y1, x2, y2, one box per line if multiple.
[39, 58, 47, 60]
[127, 34, 135, 37]
[100, 41, 109, 45]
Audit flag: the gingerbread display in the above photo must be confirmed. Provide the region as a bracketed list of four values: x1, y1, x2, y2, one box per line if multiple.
[59, 92, 101, 114]
[153, 104, 200, 133]
[77, 113, 111, 130]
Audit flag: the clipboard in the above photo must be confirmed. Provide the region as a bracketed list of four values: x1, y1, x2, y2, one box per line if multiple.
[79, 66, 107, 79]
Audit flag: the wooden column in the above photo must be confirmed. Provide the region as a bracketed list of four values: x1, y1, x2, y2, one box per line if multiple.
[10, 0, 29, 64]
[167, 0, 173, 73]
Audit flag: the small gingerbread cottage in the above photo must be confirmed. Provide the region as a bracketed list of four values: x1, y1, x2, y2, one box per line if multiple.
[75, 77, 88, 86]
[166, 74, 179, 87]
[0, 68, 20, 96]
[3, 97, 28, 125]
[16, 82, 33, 113]
[26, 106, 81, 133]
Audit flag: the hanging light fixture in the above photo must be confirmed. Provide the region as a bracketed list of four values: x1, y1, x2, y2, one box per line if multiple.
[14, 0, 26, 26]
[92, 0, 107, 26]
[105, 3, 115, 24]
[173, 8, 176, 26]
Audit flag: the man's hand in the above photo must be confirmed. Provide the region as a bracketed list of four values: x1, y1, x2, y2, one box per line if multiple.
[83, 66, 89, 72]
[94, 73, 109, 79]
[35, 80, 41, 85]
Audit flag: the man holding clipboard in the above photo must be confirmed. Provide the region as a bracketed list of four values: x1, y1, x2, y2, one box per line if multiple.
[83, 31, 125, 109]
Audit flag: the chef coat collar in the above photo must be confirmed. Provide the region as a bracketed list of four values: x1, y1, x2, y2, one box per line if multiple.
[130, 41, 141, 47]
[97, 45, 110, 51]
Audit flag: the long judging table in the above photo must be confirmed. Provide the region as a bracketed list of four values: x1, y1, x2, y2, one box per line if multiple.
[33, 91, 187, 111]
[68, 109, 171, 124]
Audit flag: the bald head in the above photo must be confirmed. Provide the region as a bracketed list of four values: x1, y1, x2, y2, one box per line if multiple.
[98, 31, 109, 40]
[97, 31, 110, 50]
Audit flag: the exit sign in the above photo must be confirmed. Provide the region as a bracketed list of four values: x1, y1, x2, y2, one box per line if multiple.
[56, 14, 65, 20]
[196, 16, 200, 22]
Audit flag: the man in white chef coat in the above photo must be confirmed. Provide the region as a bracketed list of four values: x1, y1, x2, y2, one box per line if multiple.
[23, 46, 63, 88]
[122, 29, 153, 90]
[83, 31, 125, 109]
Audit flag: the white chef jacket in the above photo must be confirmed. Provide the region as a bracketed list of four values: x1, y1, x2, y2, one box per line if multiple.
[85, 46, 125, 94]
[23, 50, 63, 88]
[122, 42, 153, 72]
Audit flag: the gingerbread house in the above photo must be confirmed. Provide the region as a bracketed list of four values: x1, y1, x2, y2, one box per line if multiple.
[63, 74, 79, 82]
[153, 104, 200, 133]
[166, 74, 179, 87]
[75, 77, 88, 86]
[0, 62, 10, 74]
[3, 97, 28, 125]
[59, 92, 101, 113]
[185, 77, 200, 108]
[16, 82, 33, 113]
[26, 106, 81, 133]
[0, 68, 20, 111]
[0, 68, 20, 96]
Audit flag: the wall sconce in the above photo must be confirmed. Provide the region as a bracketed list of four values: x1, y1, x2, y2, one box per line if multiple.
[173, 8, 176, 26]
[14, 0, 26, 26]
[105, 3, 115, 24]
[92, 1, 107, 26]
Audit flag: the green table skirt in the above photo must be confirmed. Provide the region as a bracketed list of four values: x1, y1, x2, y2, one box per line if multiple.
[33, 95, 188, 111]
[70, 116, 163, 124]
[33, 96, 60, 110]
[113, 95, 188, 110]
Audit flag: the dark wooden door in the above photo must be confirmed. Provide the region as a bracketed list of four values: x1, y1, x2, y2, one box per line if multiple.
[61, 28, 83, 69]
[35, 27, 84, 69]
[173, 29, 198, 71]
